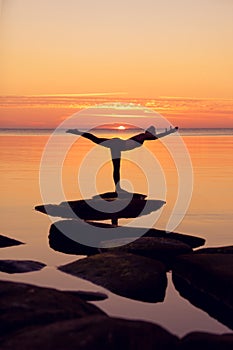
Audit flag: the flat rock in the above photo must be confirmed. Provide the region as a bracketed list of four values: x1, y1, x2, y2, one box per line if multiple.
[0, 315, 179, 350]
[0, 280, 105, 338]
[59, 252, 167, 302]
[92, 191, 147, 200]
[0, 260, 46, 274]
[0, 234, 23, 248]
[172, 253, 233, 329]
[35, 198, 165, 221]
[100, 236, 192, 266]
[180, 332, 233, 349]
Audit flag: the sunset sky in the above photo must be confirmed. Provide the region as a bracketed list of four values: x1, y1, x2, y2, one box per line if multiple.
[0, 0, 233, 128]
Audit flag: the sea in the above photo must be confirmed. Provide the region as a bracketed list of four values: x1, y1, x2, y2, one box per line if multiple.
[0, 128, 232, 337]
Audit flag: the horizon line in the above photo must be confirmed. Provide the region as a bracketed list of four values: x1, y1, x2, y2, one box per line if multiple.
[0, 94, 233, 101]
[0, 127, 232, 130]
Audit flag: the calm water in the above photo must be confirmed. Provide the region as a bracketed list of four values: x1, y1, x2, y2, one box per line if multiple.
[0, 129, 232, 336]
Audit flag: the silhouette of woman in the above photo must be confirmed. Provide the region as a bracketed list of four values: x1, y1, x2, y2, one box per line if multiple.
[66, 126, 178, 192]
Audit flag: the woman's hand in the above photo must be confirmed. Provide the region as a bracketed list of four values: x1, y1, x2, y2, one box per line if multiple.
[66, 129, 81, 135]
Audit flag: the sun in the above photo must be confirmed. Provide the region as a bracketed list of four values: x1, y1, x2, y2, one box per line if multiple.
[117, 125, 126, 130]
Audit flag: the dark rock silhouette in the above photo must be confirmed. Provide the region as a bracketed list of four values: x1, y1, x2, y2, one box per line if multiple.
[35, 197, 166, 226]
[92, 191, 147, 200]
[59, 252, 167, 303]
[48, 219, 205, 256]
[143, 228, 205, 249]
[179, 331, 233, 350]
[65, 290, 107, 301]
[0, 315, 179, 350]
[0, 281, 231, 349]
[0, 280, 105, 339]
[100, 236, 192, 268]
[0, 260, 46, 274]
[195, 245, 233, 254]
[48, 218, 150, 250]
[172, 252, 233, 329]
[0, 234, 23, 248]
[49, 224, 100, 256]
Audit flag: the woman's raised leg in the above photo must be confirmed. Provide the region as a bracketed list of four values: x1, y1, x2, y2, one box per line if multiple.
[66, 129, 109, 145]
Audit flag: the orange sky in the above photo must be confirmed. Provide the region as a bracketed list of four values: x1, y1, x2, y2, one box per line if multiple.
[0, 95, 232, 129]
[0, 0, 233, 128]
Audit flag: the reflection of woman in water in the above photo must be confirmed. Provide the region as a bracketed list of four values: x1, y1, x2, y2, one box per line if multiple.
[66, 126, 178, 192]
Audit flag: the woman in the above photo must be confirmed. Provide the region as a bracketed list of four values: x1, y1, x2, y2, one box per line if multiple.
[66, 125, 178, 192]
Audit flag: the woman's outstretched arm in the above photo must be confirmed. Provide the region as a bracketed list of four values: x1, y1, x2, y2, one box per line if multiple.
[156, 126, 178, 139]
[129, 126, 178, 145]
[66, 129, 108, 145]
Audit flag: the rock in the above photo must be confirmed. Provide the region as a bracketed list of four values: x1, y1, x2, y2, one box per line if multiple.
[180, 332, 233, 349]
[35, 198, 165, 222]
[49, 220, 192, 263]
[195, 245, 233, 254]
[47, 219, 203, 257]
[100, 237, 192, 266]
[0, 315, 179, 350]
[143, 228, 205, 249]
[0, 260, 46, 274]
[49, 223, 100, 256]
[172, 253, 233, 329]
[0, 280, 105, 338]
[0, 234, 23, 248]
[59, 252, 167, 302]
[65, 290, 108, 301]
[92, 191, 147, 200]
[47, 219, 150, 251]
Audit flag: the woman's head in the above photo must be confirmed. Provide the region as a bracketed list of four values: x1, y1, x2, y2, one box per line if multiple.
[146, 125, 156, 135]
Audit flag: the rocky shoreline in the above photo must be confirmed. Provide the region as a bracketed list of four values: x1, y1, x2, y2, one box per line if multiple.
[1, 232, 232, 349]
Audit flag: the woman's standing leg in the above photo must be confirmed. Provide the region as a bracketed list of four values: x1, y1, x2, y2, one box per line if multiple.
[111, 157, 121, 191]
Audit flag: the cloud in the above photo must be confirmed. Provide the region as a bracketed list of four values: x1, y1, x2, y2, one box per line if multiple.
[0, 95, 232, 128]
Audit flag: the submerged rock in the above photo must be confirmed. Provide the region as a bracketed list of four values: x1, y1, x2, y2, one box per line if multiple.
[0, 280, 105, 338]
[172, 253, 233, 329]
[59, 252, 167, 302]
[0, 315, 179, 350]
[0, 234, 23, 248]
[0, 260, 46, 274]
